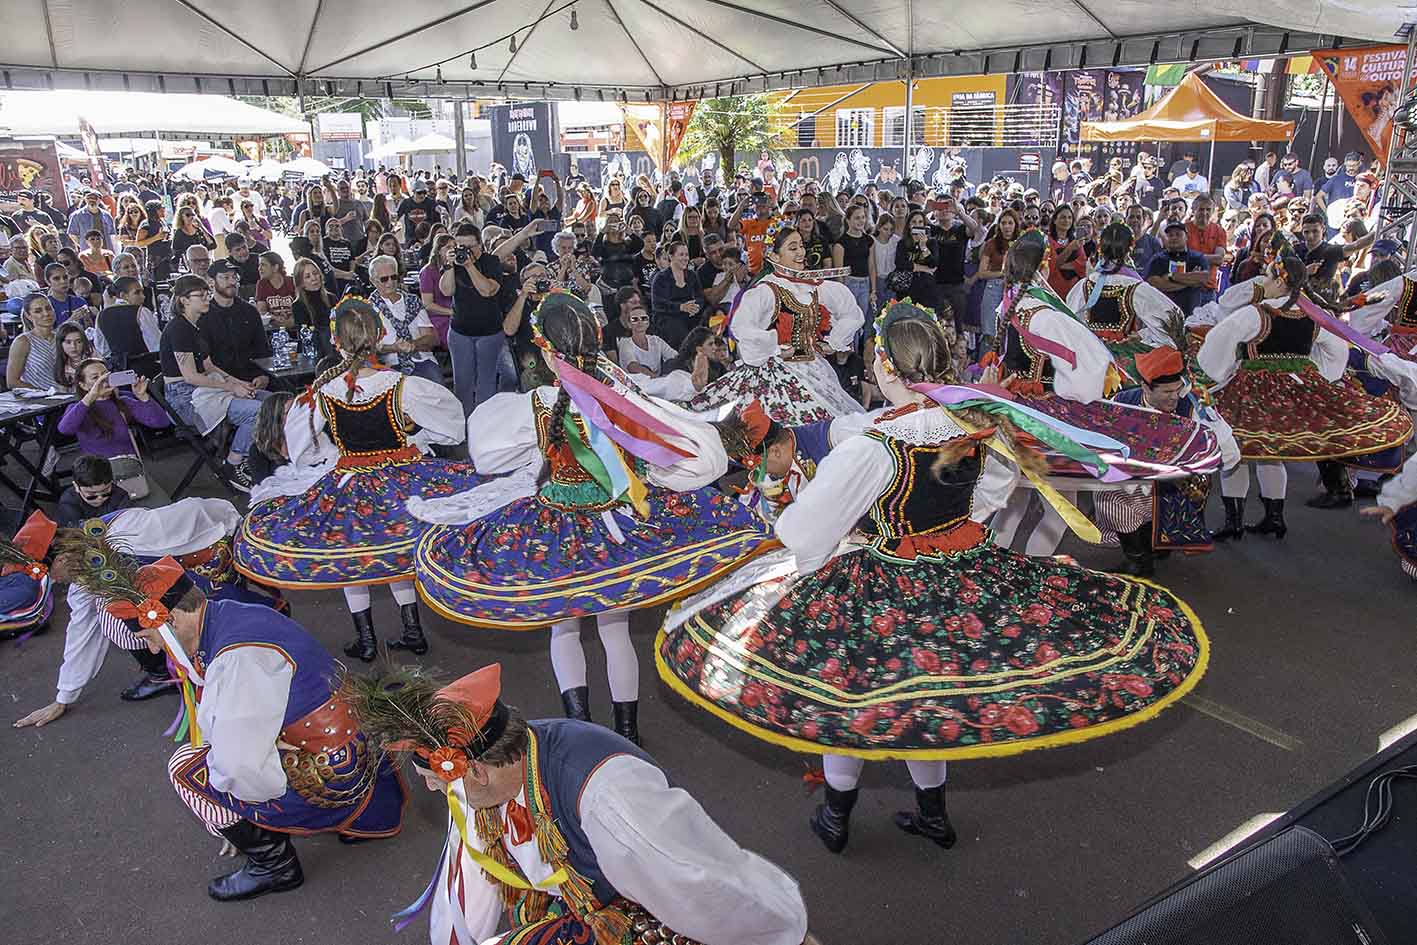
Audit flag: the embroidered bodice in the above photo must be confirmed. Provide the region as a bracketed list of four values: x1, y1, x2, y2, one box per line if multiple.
[998, 304, 1054, 387]
[1390, 277, 1417, 333]
[1245, 304, 1317, 361]
[319, 378, 412, 456]
[767, 282, 831, 361]
[1080, 279, 1139, 341]
[532, 393, 623, 511]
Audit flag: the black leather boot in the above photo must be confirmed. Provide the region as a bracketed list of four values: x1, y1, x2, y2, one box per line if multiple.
[1115, 524, 1155, 578]
[612, 700, 641, 746]
[809, 785, 858, 854]
[344, 609, 377, 662]
[386, 602, 429, 655]
[121, 647, 177, 700]
[1212, 496, 1246, 542]
[1247, 497, 1288, 539]
[894, 785, 957, 849]
[1306, 461, 1353, 509]
[209, 821, 304, 901]
[560, 686, 592, 722]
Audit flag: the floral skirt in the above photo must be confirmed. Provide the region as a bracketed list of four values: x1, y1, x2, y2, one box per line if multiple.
[1343, 350, 1411, 474]
[1018, 392, 1222, 480]
[415, 488, 772, 629]
[235, 458, 485, 588]
[1214, 361, 1413, 462]
[688, 356, 864, 425]
[0, 572, 53, 633]
[657, 529, 1208, 760]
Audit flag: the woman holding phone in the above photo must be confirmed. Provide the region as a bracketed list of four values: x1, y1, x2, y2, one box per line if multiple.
[892, 210, 943, 315]
[58, 359, 171, 497]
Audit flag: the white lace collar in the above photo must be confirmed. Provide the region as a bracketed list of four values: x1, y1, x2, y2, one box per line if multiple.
[320, 367, 400, 403]
[871, 404, 966, 445]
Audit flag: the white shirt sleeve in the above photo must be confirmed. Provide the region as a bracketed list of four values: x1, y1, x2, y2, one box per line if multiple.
[777, 434, 895, 572]
[580, 755, 809, 945]
[400, 375, 467, 446]
[727, 284, 780, 366]
[197, 645, 293, 803]
[55, 585, 109, 705]
[1197, 305, 1263, 387]
[1379, 454, 1417, 512]
[1369, 352, 1417, 410]
[1309, 319, 1349, 382]
[467, 391, 541, 474]
[1196, 402, 1242, 471]
[827, 408, 886, 447]
[139, 307, 163, 352]
[1064, 278, 1089, 315]
[972, 449, 1019, 521]
[282, 399, 330, 468]
[631, 370, 698, 403]
[1130, 281, 1184, 348]
[817, 278, 865, 352]
[1028, 306, 1111, 403]
[1349, 275, 1405, 337]
[632, 390, 730, 491]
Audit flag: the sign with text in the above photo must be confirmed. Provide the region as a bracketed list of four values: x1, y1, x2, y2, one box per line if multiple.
[0, 140, 65, 209]
[487, 102, 555, 180]
[1311, 45, 1415, 164]
[317, 112, 364, 141]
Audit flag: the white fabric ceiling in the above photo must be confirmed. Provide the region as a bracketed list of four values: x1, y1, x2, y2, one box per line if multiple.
[0, 1, 1406, 99]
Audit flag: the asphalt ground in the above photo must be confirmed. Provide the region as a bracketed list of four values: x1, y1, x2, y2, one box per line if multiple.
[2, 462, 1414, 945]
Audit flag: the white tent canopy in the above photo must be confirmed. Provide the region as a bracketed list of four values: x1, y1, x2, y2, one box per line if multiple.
[0, 2, 1402, 101]
[0, 90, 307, 136]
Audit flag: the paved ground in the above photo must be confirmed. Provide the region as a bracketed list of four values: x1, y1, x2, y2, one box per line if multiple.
[2, 461, 1413, 945]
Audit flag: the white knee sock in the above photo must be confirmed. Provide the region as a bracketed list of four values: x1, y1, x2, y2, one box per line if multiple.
[822, 754, 865, 792]
[1220, 464, 1250, 498]
[1256, 462, 1288, 499]
[389, 580, 418, 606]
[1023, 493, 1073, 557]
[597, 611, 639, 703]
[549, 620, 587, 693]
[905, 760, 948, 789]
[342, 585, 371, 613]
[990, 491, 1034, 548]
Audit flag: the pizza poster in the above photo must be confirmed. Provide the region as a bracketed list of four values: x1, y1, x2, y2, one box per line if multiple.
[0, 140, 65, 207]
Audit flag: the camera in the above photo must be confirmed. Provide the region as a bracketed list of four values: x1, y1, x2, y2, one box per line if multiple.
[533, 279, 552, 293]
[454, 246, 471, 265]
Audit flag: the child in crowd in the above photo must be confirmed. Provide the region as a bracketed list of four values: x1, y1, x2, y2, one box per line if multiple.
[57, 358, 170, 498]
[54, 454, 132, 527]
[95, 276, 162, 365]
[53, 322, 93, 391]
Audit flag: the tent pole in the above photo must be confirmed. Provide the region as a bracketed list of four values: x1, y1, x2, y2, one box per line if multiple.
[454, 100, 468, 179]
[903, 65, 914, 177]
[1207, 134, 1215, 186]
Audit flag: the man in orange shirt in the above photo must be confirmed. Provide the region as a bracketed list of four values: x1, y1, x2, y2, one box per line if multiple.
[1185, 194, 1227, 305]
[731, 191, 776, 274]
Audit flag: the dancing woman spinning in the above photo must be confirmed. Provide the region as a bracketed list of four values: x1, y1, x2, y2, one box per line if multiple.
[658, 303, 1209, 854]
[234, 298, 483, 659]
[411, 292, 770, 744]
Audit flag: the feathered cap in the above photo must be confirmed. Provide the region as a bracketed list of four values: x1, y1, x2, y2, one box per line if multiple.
[0, 510, 58, 581]
[54, 520, 192, 631]
[342, 663, 509, 783]
[721, 400, 783, 470]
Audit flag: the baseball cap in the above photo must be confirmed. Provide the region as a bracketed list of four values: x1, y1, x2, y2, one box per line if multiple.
[1372, 239, 1401, 257]
[511, 172, 527, 182]
[412, 178, 429, 192]
[208, 258, 240, 276]
[1162, 220, 1187, 234]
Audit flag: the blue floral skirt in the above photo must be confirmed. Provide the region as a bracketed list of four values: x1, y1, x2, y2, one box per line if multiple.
[235, 458, 485, 588]
[415, 488, 773, 629]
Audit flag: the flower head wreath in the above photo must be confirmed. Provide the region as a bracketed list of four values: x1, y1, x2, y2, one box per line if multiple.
[529, 288, 602, 356]
[873, 298, 940, 378]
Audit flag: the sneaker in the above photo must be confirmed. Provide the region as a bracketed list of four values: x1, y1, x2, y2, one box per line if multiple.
[222, 461, 253, 494]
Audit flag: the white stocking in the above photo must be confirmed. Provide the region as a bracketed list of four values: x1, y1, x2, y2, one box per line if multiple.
[1023, 492, 1074, 557]
[1220, 465, 1250, 498]
[597, 611, 639, 703]
[342, 585, 371, 613]
[1256, 462, 1288, 499]
[389, 580, 418, 606]
[906, 760, 948, 789]
[549, 619, 587, 693]
[990, 491, 1035, 548]
[822, 754, 865, 792]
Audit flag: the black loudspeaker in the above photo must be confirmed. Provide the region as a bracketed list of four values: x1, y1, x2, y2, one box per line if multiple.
[1084, 825, 1387, 945]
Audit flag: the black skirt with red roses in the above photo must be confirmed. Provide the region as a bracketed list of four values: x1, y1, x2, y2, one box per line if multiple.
[656, 524, 1208, 760]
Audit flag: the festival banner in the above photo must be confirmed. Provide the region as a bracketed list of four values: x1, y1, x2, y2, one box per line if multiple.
[77, 115, 107, 191]
[1310, 45, 1414, 164]
[486, 102, 556, 178]
[664, 101, 697, 169]
[0, 141, 64, 207]
[622, 103, 665, 172]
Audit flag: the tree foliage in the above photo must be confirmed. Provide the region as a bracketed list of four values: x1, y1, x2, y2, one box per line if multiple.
[677, 95, 791, 177]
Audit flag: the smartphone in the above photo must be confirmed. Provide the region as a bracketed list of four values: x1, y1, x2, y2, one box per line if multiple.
[107, 370, 138, 387]
[911, 227, 927, 238]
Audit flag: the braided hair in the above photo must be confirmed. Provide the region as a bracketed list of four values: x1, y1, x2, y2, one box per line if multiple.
[879, 313, 1047, 481]
[1097, 222, 1133, 271]
[992, 233, 1047, 357]
[534, 292, 605, 486]
[307, 297, 383, 440]
[1272, 254, 1308, 312]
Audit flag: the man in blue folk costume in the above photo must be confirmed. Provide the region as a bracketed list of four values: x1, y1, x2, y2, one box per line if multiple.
[60, 532, 406, 901]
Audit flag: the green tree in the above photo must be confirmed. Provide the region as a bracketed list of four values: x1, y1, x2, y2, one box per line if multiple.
[237, 96, 434, 122]
[677, 95, 790, 178]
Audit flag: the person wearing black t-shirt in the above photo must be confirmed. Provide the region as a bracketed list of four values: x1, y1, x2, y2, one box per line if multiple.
[440, 224, 515, 414]
[321, 216, 357, 296]
[830, 348, 869, 407]
[223, 233, 262, 299]
[930, 198, 983, 331]
[793, 210, 831, 271]
[593, 214, 644, 303]
[1145, 223, 1210, 317]
[202, 260, 272, 385]
[833, 204, 876, 321]
[397, 180, 443, 244]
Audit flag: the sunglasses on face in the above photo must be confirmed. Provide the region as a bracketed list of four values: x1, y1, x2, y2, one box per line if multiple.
[375, 275, 397, 283]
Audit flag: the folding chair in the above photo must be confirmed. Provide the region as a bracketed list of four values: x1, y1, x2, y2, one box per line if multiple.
[146, 375, 239, 500]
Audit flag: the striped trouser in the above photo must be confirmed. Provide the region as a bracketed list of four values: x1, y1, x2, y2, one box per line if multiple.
[1403, 559, 1417, 581]
[1093, 487, 1152, 543]
[98, 610, 145, 650]
[167, 744, 241, 837]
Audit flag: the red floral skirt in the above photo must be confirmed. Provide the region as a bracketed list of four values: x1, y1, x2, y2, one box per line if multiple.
[1215, 361, 1413, 462]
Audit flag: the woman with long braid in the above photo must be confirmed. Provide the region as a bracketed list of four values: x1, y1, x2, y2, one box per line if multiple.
[234, 298, 483, 660]
[1199, 256, 1411, 540]
[1065, 222, 1183, 386]
[409, 291, 770, 744]
[658, 303, 1208, 856]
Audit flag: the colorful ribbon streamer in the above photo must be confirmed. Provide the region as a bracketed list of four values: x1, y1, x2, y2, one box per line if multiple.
[1297, 295, 1389, 356]
[555, 359, 692, 468]
[446, 784, 568, 892]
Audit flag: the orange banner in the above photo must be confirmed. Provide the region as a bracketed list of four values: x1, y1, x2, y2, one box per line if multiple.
[664, 101, 696, 169]
[622, 104, 664, 171]
[1310, 45, 1414, 165]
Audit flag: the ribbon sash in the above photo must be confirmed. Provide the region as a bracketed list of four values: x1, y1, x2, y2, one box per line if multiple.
[1296, 295, 1390, 356]
[446, 784, 568, 893]
[555, 359, 692, 467]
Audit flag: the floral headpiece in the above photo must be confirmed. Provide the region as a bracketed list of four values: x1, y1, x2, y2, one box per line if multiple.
[765, 216, 796, 243]
[342, 663, 508, 783]
[529, 288, 602, 356]
[873, 298, 939, 378]
[55, 520, 194, 630]
[0, 510, 57, 581]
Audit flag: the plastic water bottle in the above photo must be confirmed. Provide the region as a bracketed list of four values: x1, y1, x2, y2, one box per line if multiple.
[298, 325, 316, 361]
[271, 327, 291, 369]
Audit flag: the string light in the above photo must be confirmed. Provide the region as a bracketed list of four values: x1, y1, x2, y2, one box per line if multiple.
[570, 8, 579, 30]
[469, 52, 477, 70]
[509, 34, 518, 53]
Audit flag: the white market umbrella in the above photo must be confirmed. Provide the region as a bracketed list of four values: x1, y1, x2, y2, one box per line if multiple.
[404, 132, 476, 154]
[248, 158, 286, 182]
[174, 155, 247, 180]
[281, 156, 332, 179]
[366, 137, 413, 161]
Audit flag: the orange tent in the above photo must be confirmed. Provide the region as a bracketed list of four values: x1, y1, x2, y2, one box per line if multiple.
[1080, 72, 1294, 142]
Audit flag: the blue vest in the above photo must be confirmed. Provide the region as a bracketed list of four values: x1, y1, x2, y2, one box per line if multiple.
[529, 719, 656, 908]
[196, 599, 337, 725]
[789, 419, 833, 467]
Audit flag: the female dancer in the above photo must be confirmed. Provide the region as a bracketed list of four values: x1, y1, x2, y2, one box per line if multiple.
[689, 223, 864, 424]
[1199, 256, 1412, 539]
[234, 298, 483, 659]
[410, 292, 770, 744]
[658, 305, 1209, 853]
[1065, 222, 1183, 385]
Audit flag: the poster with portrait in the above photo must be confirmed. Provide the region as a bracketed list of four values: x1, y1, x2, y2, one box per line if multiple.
[487, 102, 556, 180]
[1311, 45, 1415, 164]
[0, 140, 64, 207]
